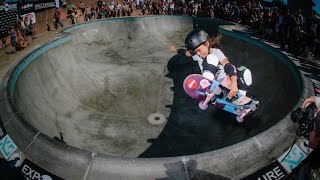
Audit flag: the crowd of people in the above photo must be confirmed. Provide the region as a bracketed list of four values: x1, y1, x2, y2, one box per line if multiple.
[1, 16, 36, 54]
[54, 0, 320, 59]
[1, 0, 319, 58]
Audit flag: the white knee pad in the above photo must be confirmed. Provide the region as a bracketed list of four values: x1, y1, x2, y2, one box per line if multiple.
[243, 69, 252, 86]
[203, 70, 215, 81]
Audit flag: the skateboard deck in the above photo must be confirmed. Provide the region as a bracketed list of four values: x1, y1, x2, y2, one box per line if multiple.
[183, 74, 259, 122]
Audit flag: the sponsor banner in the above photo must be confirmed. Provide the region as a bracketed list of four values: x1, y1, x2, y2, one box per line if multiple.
[21, 12, 36, 23]
[0, 7, 17, 34]
[278, 144, 307, 173]
[3, 2, 17, 11]
[0, 134, 17, 159]
[34, 1, 55, 11]
[241, 161, 287, 180]
[19, 2, 34, 14]
[0, 118, 7, 140]
[19, 159, 64, 180]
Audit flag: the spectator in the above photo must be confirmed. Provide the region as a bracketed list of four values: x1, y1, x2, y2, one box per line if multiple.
[97, 0, 103, 11]
[295, 96, 320, 180]
[79, 1, 85, 15]
[19, 17, 27, 36]
[16, 28, 29, 50]
[7, 26, 16, 53]
[116, 2, 121, 17]
[27, 19, 36, 39]
[54, 8, 64, 29]
[62, 0, 67, 11]
[67, 2, 73, 15]
[1, 31, 7, 48]
[91, 5, 96, 19]
[85, 5, 92, 21]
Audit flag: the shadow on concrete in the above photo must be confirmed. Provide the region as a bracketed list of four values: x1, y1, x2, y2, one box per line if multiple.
[138, 54, 260, 158]
[156, 159, 230, 180]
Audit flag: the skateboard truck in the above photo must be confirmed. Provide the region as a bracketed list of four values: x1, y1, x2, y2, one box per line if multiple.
[199, 90, 215, 110]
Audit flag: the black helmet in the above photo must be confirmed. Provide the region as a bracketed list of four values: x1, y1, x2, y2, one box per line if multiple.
[185, 29, 209, 51]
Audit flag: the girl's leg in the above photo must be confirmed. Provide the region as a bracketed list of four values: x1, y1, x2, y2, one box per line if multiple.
[237, 67, 252, 96]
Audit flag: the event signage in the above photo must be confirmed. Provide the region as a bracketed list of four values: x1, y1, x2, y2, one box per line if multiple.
[34, 2, 55, 10]
[0, 134, 17, 159]
[21, 12, 36, 23]
[242, 161, 287, 180]
[0, 4, 17, 34]
[277, 144, 307, 173]
[19, 2, 33, 14]
[19, 159, 64, 180]
[18, 0, 58, 12]
[4, 2, 17, 11]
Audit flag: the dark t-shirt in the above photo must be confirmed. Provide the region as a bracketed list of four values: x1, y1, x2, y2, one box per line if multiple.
[28, 23, 33, 31]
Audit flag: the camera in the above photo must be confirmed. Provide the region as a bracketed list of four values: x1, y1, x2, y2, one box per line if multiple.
[291, 103, 318, 138]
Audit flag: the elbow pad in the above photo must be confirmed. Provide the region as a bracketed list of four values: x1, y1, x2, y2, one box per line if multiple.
[224, 63, 237, 77]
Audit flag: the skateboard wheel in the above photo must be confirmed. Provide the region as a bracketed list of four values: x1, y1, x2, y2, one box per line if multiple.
[250, 100, 259, 111]
[250, 103, 257, 111]
[199, 101, 208, 110]
[213, 86, 222, 95]
[236, 116, 244, 123]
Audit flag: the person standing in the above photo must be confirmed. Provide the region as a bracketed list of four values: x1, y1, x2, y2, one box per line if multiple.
[79, 1, 85, 15]
[8, 26, 16, 53]
[1, 31, 7, 48]
[54, 8, 64, 29]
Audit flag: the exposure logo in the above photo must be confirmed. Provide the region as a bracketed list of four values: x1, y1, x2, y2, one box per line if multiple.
[20, 159, 64, 180]
[242, 161, 287, 180]
[21, 164, 52, 180]
[256, 166, 285, 180]
[0, 134, 17, 159]
[278, 144, 306, 173]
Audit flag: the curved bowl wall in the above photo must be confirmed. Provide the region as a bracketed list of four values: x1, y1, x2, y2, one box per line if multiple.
[0, 16, 313, 179]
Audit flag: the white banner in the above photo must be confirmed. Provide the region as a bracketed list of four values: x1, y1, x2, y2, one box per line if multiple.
[21, 12, 36, 24]
[34, 2, 55, 10]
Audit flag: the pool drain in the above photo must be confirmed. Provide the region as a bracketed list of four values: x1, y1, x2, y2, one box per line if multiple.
[147, 113, 166, 125]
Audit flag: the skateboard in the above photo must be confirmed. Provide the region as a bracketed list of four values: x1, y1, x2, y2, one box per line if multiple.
[183, 74, 259, 123]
